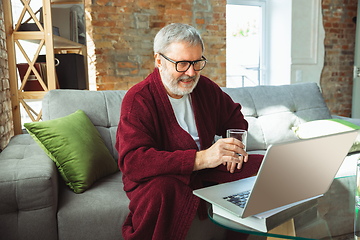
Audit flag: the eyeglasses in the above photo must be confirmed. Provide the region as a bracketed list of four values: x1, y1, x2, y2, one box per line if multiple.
[159, 53, 207, 72]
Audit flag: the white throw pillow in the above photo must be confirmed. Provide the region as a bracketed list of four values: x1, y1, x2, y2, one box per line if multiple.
[293, 119, 360, 153]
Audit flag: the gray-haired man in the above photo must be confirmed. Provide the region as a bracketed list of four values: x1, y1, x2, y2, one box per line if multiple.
[116, 23, 263, 240]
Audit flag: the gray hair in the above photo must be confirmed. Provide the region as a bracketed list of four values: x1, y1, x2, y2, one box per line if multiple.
[153, 23, 205, 55]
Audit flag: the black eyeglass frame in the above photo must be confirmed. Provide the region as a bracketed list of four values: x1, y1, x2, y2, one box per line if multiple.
[159, 53, 207, 73]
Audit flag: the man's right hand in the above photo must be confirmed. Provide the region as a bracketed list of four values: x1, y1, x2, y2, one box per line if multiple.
[193, 138, 248, 173]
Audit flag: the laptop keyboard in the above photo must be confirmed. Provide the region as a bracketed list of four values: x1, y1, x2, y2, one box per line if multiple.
[223, 190, 251, 208]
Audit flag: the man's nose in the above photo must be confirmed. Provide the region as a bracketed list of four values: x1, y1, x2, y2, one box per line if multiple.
[185, 64, 196, 76]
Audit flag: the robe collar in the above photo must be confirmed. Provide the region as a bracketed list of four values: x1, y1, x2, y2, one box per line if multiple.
[150, 68, 200, 150]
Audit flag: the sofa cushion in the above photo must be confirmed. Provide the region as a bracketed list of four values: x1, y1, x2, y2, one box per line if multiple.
[24, 110, 119, 194]
[57, 172, 129, 240]
[0, 134, 58, 240]
[293, 119, 360, 153]
[56, 171, 227, 240]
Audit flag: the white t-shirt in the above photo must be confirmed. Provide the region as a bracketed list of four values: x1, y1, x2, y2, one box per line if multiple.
[168, 94, 201, 150]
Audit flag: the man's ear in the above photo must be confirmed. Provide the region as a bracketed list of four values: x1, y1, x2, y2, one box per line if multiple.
[155, 53, 162, 70]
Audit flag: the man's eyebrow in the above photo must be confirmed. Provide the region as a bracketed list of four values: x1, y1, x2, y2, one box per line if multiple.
[177, 57, 204, 62]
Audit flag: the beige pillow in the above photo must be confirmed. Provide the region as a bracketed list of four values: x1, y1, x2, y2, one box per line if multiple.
[293, 119, 360, 153]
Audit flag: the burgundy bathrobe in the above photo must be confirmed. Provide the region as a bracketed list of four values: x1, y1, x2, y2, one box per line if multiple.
[116, 68, 263, 240]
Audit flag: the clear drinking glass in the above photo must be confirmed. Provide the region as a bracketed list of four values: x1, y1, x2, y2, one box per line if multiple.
[226, 129, 247, 152]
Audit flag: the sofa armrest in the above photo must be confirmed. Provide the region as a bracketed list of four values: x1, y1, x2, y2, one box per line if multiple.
[0, 134, 58, 240]
[332, 115, 360, 127]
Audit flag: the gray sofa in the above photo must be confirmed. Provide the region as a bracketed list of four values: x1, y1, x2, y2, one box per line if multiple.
[0, 82, 359, 240]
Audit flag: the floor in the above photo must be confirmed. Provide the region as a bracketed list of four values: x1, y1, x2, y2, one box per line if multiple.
[325, 233, 357, 240]
[246, 232, 356, 240]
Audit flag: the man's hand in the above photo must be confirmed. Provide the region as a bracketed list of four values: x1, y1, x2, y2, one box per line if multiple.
[193, 138, 248, 173]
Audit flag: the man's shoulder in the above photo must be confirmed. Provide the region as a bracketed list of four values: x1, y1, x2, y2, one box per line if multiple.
[127, 79, 151, 96]
[124, 70, 157, 100]
[121, 72, 158, 115]
[196, 75, 223, 95]
[123, 79, 153, 105]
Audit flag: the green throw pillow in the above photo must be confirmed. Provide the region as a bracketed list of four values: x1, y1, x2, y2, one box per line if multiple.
[293, 119, 360, 153]
[24, 109, 119, 193]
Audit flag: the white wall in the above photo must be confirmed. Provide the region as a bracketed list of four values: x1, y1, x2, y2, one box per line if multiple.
[266, 0, 324, 86]
[290, 0, 325, 87]
[352, 0, 360, 118]
[266, 0, 292, 85]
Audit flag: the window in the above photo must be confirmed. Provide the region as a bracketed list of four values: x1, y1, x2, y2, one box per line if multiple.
[226, 0, 266, 87]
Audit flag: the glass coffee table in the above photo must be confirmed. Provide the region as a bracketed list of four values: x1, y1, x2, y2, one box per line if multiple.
[208, 157, 360, 239]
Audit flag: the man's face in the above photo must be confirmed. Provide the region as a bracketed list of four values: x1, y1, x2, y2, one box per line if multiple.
[156, 42, 203, 99]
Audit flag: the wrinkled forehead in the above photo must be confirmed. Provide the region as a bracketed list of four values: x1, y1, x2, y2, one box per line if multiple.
[166, 41, 203, 58]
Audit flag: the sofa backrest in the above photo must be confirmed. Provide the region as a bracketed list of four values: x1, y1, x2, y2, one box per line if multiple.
[222, 82, 332, 150]
[42, 82, 331, 162]
[42, 90, 127, 162]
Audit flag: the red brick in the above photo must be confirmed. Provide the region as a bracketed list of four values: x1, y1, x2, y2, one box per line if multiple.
[118, 62, 138, 68]
[104, 35, 119, 41]
[181, 3, 191, 11]
[137, 0, 150, 8]
[95, 62, 109, 70]
[196, 18, 205, 24]
[92, 20, 116, 27]
[165, 9, 188, 16]
[131, 69, 139, 75]
[97, 0, 110, 6]
[149, 22, 166, 28]
[110, 28, 122, 34]
[97, 83, 115, 90]
[346, 6, 357, 11]
[206, 25, 219, 31]
[102, 76, 120, 83]
[97, 13, 108, 19]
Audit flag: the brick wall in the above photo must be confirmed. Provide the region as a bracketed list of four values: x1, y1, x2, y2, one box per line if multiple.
[87, 1, 357, 117]
[85, 0, 227, 90]
[0, 1, 355, 150]
[321, 0, 358, 117]
[0, 1, 14, 150]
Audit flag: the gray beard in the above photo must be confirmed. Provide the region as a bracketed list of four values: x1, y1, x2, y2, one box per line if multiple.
[160, 67, 200, 96]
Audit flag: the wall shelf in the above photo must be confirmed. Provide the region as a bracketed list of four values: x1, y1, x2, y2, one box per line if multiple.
[3, 0, 87, 134]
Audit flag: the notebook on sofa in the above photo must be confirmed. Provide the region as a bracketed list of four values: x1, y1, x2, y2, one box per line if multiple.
[193, 130, 359, 232]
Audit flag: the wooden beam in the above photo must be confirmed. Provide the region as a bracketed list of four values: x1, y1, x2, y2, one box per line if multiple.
[18, 0, 44, 32]
[18, 91, 48, 100]
[13, 31, 45, 40]
[19, 99, 42, 122]
[15, 39, 48, 92]
[42, 0, 56, 90]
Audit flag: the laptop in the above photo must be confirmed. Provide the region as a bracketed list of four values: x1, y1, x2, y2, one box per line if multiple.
[193, 130, 358, 231]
